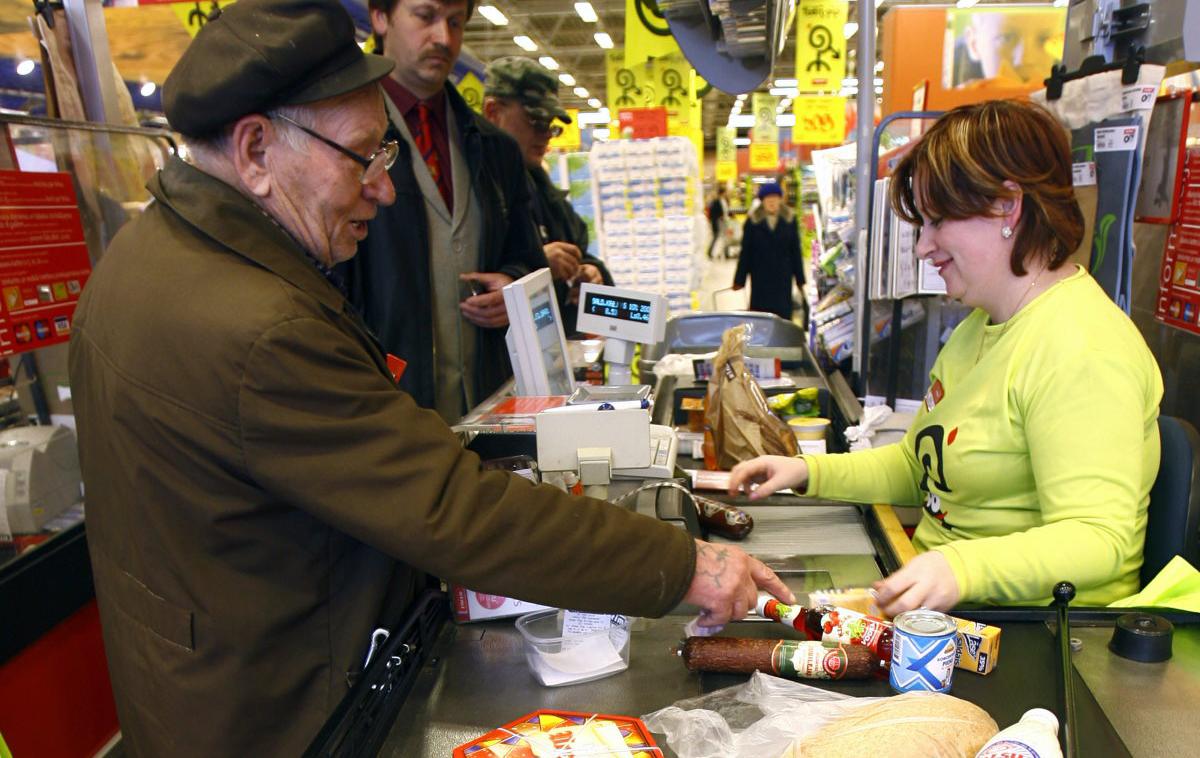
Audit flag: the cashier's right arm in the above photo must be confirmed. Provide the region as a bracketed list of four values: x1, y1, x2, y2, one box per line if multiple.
[683, 539, 794, 625]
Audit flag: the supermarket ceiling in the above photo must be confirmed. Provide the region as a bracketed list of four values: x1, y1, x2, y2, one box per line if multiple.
[0, 0, 1025, 139]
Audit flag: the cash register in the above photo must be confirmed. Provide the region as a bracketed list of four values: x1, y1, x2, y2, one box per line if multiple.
[0, 425, 82, 537]
[501, 272, 678, 488]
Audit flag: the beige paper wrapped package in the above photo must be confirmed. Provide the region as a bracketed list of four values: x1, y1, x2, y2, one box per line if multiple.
[704, 326, 799, 470]
[781, 692, 999, 758]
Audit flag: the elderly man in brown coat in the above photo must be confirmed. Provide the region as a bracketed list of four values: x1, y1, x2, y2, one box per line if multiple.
[67, 1, 790, 755]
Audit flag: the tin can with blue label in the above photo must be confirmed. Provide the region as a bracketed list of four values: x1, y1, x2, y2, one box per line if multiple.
[889, 609, 958, 693]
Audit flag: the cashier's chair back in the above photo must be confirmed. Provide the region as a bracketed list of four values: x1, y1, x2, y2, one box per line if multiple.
[1141, 415, 1200, 588]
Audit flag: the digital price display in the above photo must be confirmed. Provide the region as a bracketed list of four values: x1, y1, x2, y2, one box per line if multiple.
[584, 293, 652, 324]
[531, 301, 556, 330]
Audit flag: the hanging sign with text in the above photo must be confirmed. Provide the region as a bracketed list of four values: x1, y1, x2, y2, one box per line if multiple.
[793, 96, 846, 144]
[796, 0, 848, 92]
[0, 170, 92, 356]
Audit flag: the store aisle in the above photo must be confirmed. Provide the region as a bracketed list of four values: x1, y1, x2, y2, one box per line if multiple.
[695, 257, 748, 312]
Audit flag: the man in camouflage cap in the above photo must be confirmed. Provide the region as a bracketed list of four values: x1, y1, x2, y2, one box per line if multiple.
[483, 56, 610, 333]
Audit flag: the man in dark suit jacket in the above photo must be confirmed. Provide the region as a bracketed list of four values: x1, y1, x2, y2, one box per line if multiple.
[345, 0, 548, 423]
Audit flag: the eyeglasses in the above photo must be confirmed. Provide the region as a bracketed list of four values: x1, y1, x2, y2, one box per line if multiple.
[529, 117, 565, 139]
[273, 113, 399, 185]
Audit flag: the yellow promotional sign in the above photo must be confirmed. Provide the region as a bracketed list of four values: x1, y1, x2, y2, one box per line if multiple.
[653, 55, 703, 157]
[795, 0, 848, 92]
[455, 71, 485, 113]
[549, 109, 582, 151]
[793, 96, 846, 144]
[606, 49, 655, 117]
[749, 143, 779, 172]
[171, 0, 229, 37]
[751, 93, 778, 143]
[716, 126, 736, 163]
[625, 0, 681, 64]
[716, 126, 737, 182]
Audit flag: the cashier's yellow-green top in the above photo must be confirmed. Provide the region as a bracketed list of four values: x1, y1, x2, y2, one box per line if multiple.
[805, 267, 1163, 606]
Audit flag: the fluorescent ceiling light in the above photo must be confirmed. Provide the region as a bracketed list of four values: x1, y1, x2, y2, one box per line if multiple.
[559, 73, 576, 86]
[1052, 0, 1067, 5]
[477, 5, 508, 26]
[777, 114, 796, 127]
[539, 56, 559, 70]
[574, 86, 589, 98]
[844, 22, 858, 38]
[728, 114, 755, 128]
[736, 93, 747, 100]
[574, 2, 598, 22]
[139, 81, 156, 97]
[514, 35, 538, 52]
[588, 97, 602, 108]
[733, 137, 750, 146]
[594, 32, 614, 49]
[769, 87, 798, 97]
[774, 78, 798, 88]
[15, 59, 35, 76]
[842, 77, 857, 87]
[578, 110, 610, 125]
[955, 0, 979, 7]
[875, 61, 885, 72]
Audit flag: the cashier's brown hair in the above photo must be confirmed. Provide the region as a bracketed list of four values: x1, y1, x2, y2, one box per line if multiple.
[890, 99, 1084, 276]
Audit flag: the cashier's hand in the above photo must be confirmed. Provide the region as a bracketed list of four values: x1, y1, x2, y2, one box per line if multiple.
[683, 540, 794, 627]
[544, 241, 582, 282]
[460, 272, 514, 328]
[873, 550, 960, 616]
[728, 455, 809, 499]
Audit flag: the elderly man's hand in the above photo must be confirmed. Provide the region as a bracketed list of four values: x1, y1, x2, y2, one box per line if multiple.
[682, 540, 794, 627]
[544, 241, 582, 282]
[459, 272, 514, 328]
[873, 550, 960, 617]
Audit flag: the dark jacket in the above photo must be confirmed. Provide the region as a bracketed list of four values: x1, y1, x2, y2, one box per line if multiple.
[68, 157, 695, 757]
[342, 83, 548, 410]
[527, 164, 612, 334]
[734, 205, 805, 320]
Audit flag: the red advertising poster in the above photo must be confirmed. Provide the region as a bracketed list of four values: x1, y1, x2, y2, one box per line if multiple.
[0, 170, 92, 356]
[616, 107, 668, 139]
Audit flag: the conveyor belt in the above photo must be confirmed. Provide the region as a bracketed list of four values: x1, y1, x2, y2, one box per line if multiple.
[709, 504, 875, 556]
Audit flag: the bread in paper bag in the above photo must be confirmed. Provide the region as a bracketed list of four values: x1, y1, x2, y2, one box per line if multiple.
[704, 325, 799, 470]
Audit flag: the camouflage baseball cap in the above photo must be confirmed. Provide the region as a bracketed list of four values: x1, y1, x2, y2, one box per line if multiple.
[483, 56, 572, 125]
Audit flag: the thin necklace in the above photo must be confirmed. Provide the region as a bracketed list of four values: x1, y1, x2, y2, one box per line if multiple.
[976, 267, 1046, 365]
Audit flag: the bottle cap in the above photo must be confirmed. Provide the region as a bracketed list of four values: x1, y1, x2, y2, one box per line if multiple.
[1109, 612, 1173, 662]
[1022, 708, 1060, 735]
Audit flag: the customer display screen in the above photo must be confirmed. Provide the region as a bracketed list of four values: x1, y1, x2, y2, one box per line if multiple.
[529, 290, 572, 395]
[583, 293, 652, 324]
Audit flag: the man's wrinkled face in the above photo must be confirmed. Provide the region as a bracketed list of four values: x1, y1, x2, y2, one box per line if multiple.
[373, 0, 468, 97]
[269, 90, 396, 266]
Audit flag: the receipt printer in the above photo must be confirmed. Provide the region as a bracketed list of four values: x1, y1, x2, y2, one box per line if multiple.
[0, 425, 82, 534]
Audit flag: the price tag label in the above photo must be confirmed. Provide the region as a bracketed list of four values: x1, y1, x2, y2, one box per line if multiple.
[1121, 85, 1158, 111]
[1072, 161, 1097, 186]
[1095, 125, 1140, 152]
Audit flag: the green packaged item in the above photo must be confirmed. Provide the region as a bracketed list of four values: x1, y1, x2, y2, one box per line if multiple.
[768, 387, 819, 417]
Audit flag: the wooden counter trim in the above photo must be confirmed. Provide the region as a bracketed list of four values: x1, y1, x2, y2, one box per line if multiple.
[872, 503, 917, 566]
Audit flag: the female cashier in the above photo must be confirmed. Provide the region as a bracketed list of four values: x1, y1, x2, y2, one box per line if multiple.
[729, 100, 1163, 615]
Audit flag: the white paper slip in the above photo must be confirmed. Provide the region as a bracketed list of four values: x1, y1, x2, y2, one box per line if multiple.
[562, 610, 616, 637]
[530, 637, 626, 686]
[1095, 125, 1140, 152]
[1121, 85, 1158, 112]
[1073, 161, 1097, 186]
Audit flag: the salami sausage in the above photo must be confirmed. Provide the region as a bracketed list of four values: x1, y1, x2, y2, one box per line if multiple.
[680, 636, 880, 680]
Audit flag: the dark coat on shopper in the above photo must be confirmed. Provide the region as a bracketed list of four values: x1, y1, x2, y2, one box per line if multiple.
[527, 164, 613, 334]
[341, 82, 548, 411]
[734, 204, 805, 321]
[68, 157, 695, 758]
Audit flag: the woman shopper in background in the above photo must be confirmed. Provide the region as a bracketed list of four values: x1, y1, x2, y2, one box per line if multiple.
[732, 182, 806, 324]
[729, 100, 1163, 615]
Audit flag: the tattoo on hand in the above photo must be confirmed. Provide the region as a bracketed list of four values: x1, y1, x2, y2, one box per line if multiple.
[698, 543, 730, 588]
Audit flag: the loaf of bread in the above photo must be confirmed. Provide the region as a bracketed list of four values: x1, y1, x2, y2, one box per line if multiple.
[780, 692, 999, 758]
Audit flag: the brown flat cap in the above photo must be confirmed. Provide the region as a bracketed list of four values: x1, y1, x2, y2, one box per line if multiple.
[164, 0, 394, 138]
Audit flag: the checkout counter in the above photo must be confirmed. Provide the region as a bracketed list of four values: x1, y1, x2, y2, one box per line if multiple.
[306, 310, 1200, 757]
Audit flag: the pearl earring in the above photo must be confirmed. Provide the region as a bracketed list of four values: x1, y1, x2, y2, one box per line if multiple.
[1001, 226, 1013, 239]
